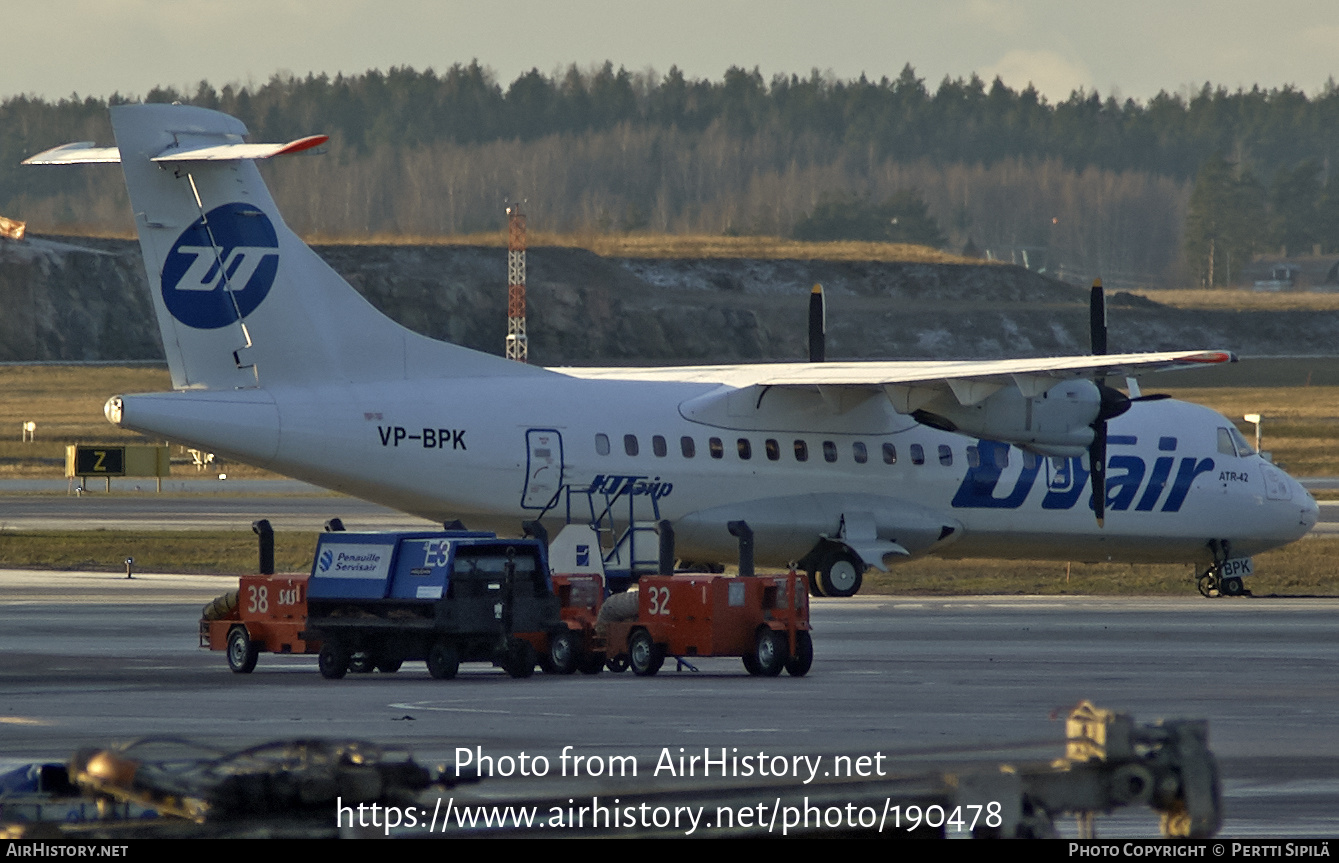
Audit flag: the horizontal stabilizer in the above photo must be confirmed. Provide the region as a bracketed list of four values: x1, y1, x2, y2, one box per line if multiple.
[21, 142, 120, 165]
[23, 135, 328, 166]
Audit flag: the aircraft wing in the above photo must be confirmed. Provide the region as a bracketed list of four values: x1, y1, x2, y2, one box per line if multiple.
[568, 350, 1234, 453]
[562, 350, 1233, 393]
[750, 350, 1234, 407]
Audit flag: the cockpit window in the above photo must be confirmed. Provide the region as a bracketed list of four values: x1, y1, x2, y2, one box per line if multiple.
[1219, 427, 1255, 457]
[1229, 426, 1255, 456]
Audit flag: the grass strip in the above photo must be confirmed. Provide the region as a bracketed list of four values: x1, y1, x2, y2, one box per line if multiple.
[2, 530, 1334, 597]
[0, 530, 319, 575]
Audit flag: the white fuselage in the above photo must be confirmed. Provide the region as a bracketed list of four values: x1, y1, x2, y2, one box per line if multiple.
[114, 371, 1318, 571]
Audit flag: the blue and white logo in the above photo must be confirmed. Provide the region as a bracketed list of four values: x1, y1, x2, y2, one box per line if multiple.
[160, 202, 279, 329]
[318, 548, 334, 573]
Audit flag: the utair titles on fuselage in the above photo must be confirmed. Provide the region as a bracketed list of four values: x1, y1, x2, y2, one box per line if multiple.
[24, 103, 1317, 598]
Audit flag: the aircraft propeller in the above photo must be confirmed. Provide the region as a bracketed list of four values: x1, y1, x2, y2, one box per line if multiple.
[1087, 279, 1169, 526]
[808, 283, 826, 363]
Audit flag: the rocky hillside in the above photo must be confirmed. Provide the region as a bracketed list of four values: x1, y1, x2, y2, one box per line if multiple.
[3, 235, 1337, 365]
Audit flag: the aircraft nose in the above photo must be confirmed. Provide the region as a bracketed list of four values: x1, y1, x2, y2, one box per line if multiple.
[1297, 483, 1319, 532]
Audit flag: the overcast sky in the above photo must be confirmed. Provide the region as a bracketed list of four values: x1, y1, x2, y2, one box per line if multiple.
[7, 1, 1339, 104]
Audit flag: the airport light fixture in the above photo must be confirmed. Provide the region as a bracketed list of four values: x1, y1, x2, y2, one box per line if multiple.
[1243, 413, 1262, 454]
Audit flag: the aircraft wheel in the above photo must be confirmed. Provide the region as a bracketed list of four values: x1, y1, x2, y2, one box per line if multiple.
[1196, 572, 1217, 598]
[226, 626, 258, 674]
[546, 630, 579, 675]
[785, 631, 814, 677]
[504, 640, 536, 679]
[753, 627, 786, 677]
[807, 569, 825, 597]
[426, 640, 459, 680]
[629, 629, 664, 677]
[1221, 576, 1245, 596]
[348, 651, 375, 673]
[819, 548, 864, 597]
[318, 643, 350, 680]
[607, 654, 630, 673]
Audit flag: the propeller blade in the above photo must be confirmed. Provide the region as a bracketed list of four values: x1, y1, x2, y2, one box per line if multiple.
[1089, 278, 1107, 356]
[808, 283, 826, 363]
[1090, 420, 1107, 528]
[1089, 278, 1109, 527]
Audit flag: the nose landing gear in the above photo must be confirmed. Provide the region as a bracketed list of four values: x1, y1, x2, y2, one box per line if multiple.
[1197, 539, 1248, 598]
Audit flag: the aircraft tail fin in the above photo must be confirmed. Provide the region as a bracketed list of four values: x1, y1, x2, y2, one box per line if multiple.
[34, 103, 540, 390]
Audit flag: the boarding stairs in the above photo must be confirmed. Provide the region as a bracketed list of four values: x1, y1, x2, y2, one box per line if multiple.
[536, 481, 663, 589]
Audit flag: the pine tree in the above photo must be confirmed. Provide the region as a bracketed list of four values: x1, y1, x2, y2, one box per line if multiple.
[1185, 155, 1265, 286]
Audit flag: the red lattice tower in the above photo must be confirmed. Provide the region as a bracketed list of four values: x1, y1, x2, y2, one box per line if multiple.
[505, 205, 527, 362]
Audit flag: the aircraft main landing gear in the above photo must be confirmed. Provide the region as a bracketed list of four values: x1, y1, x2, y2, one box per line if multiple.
[816, 547, 865, 598]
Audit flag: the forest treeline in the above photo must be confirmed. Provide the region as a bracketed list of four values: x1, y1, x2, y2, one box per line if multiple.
[5, 63, 1339, 286]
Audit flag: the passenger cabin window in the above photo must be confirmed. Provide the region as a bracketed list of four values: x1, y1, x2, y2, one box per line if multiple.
[624, 434, 639, 456]
[595, 433, 610, 456]
[1023, 451, 1039, 470]
[939, 445, 953, 466]
[882, 443, 897, 464]
[737, 438, 752, 460]
[652, 435, 667, 457]
[823, 441, 838, 463]
[852, 442, 868, 464]
[794, 440, 809, 462]
[966, 445, 980, 468]
[765, 439, 781, 461]
[681, 436, 696, 458]
[709, 437, 724, 459]
[910, 444, 925, 465]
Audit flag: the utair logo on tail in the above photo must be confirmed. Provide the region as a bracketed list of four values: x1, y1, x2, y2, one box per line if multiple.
[161, 202, 279, 329]
[24, 102, 1318, 602]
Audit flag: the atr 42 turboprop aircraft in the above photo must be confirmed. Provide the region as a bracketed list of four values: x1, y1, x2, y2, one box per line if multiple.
[25, 104, 1318, 598]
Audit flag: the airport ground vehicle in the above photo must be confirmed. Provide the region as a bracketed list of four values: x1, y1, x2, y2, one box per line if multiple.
[595, 570, 812, 677]
[547, 572, 609, 675]
[203, 530, 564, 679]
[204, 528, 813, 678]
[200, 572, 316, 673]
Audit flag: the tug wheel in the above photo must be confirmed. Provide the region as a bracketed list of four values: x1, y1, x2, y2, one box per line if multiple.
[546, 630, 579, 675]
[785, 631, 814, 677]
[426, 640, 459, 680]
[752, 627, 786, 677]
[318, 642, 350, 680]
[577, 653, 606, 675]
[629, 629, 664, 677]
[504, 640, 536, 679]
[226, 626, 259, 674]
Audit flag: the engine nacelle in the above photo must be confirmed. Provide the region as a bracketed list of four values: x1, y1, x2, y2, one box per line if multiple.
[912, 379, 1100, 457]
